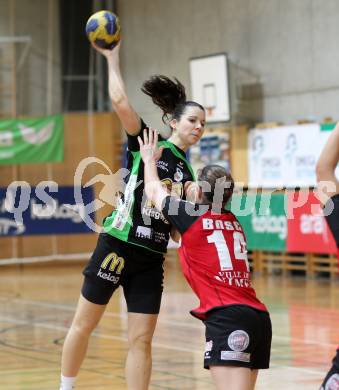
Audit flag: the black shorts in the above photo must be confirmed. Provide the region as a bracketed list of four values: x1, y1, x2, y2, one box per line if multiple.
[81, 233, 165, 314]
[203, 305, 272, 370]
[320, 349, 339, 390]
[325, 194, 339, 247]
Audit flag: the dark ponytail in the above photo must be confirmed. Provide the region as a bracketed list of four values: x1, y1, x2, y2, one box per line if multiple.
[198, 165, 234, 211]
[141, 75, 204, 124]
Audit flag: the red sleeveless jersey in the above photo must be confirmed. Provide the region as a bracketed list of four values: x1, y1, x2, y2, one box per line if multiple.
[178, 210, 267, 320]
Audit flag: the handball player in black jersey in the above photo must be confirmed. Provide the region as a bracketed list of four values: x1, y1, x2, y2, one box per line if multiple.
[316, 123, 339, 390]
[139, 128, 272, 390]
[59, 41, 205, 390]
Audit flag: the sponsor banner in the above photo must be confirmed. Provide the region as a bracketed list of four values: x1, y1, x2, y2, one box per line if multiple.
[0, 115, 64, 165]
[230, 193, 287, 252]
[320, 122, 336, 131]
[286, 191, 337, 254]
[248, 123, 337, 188]
[0, 185, 94, 236]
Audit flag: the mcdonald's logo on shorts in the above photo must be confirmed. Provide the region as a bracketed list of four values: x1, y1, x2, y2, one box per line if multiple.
[97, 252, 125, 284]
[100, 252, 125, 274]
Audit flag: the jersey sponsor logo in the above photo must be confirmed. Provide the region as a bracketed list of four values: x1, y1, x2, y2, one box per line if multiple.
[156, 160, 169, 172]
[202, 218, 242, 232]
[220, 351, 250, 362]
[112, 174, 138, 230]
[205, 340, 213, 352]
[142, 206, 169, 224]
[215, 271, 251, 288]
[154, 231, 167, 244]
[174, 167, 183, 182]
[324, 374, 339, 390]
[227, 330, 250, 352]
[97, 269, 120, 283]
[136, 226, 153, 239]
[100, 252, 125, 273]
[204, 340, 213, 358]
[97, 252, 125, 284]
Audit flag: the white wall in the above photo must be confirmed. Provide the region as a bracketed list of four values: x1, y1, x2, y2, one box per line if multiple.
[117, 0, 339, 129]
[1, 0, 339, 127]
[0, 0, 62, 117]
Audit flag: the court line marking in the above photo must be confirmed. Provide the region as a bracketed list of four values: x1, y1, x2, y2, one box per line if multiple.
[12, 298, 339, 349]
[0, 253, 91, 266]
[0, 314, 325, 377]
[0, 314, 201, 354]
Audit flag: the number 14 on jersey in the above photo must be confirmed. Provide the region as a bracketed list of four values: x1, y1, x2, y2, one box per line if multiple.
[207, 230, 250, 272]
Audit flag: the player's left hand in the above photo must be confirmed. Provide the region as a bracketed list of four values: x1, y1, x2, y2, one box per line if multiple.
[138, 128, 164, 164]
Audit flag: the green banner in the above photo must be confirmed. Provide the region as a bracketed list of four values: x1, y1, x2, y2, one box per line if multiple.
[0, 115, 64, 165]
[229, 193, 287, 252]
[320, 122, 336, 131]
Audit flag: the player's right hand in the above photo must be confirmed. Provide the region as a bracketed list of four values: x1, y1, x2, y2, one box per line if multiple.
[138, 128, 164, 164]
[91, 41, 121, 59]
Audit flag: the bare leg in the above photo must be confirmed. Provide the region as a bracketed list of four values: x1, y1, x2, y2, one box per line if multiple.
[250, 369, 259, 389]
[125, 312, 158, 390]
[210, 366, 254, 390]
[61, 294, 106, 376]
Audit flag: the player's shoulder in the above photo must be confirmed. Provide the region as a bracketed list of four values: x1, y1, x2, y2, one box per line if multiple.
[331, 193, 339, 204]
[218, 209, 238, 220]
[217, 210, 244, 231]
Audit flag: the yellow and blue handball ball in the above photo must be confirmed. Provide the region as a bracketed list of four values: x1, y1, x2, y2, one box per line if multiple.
[85, 10, 121, 49]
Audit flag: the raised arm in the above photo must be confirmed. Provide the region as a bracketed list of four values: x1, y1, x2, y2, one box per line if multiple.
[316, 123, 339, 202]
[138, 129, 167, 210]
[92, 42, 141, 135]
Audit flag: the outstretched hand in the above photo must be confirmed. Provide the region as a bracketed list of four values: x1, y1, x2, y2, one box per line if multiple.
[91, 41, 121, 60]
[138, 128, 164, 164]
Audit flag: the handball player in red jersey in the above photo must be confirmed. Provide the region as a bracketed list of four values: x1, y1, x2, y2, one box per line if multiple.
[316, 123, 339, 390]
[139, 128, 272, 390]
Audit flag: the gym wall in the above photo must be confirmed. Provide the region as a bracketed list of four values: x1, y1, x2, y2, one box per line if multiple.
[0, 112, 122, 261]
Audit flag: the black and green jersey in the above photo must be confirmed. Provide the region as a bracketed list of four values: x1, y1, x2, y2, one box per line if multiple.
[103, 119, 195, 254]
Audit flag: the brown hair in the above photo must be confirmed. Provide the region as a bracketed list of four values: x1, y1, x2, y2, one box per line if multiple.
[198, 165, 234, 211]
[141, 75, 205, 124]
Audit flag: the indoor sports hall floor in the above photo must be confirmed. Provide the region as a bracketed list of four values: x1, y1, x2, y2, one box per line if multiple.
[0, 251, 338, 390]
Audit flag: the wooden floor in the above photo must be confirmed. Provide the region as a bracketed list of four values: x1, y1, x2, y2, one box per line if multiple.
[0, 251, 338, 390]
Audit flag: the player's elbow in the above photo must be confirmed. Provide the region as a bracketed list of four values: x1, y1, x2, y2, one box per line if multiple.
[144, 182, 156, 203]
[108, 81, 127, 105]
[316, 162, 325, 183]
[170, 229, 181, 243]
[110, 90, 127, 108]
